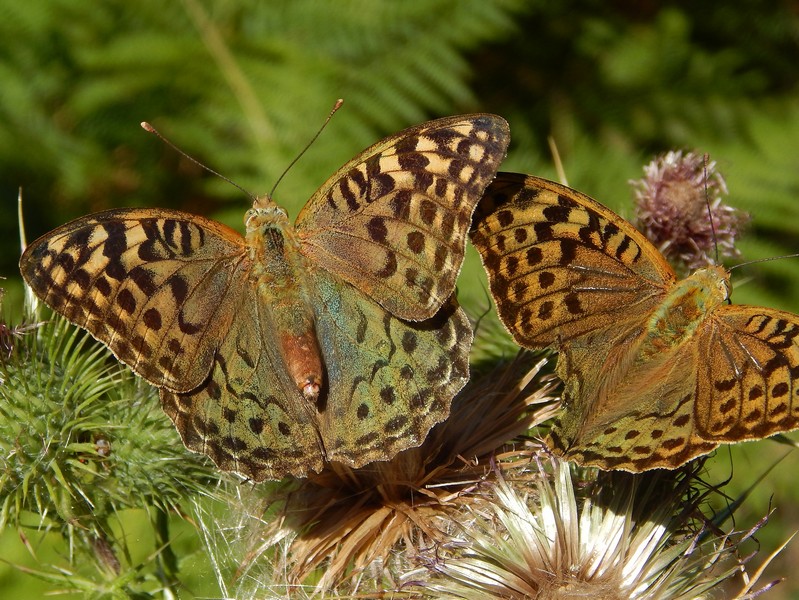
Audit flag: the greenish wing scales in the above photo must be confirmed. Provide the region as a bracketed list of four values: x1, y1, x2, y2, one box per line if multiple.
[548, 325, 717, 471]
[159, 290, 324, 481]
[310, 268, 472, 468]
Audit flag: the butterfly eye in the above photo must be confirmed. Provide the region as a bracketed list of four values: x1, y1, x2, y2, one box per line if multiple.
[245, 205, 289, 231]
[720, 278, 730, 298]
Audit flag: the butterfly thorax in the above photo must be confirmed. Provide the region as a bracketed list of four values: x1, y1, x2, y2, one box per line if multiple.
[245, 197, 325, 403]
[639, 265, 730, 361]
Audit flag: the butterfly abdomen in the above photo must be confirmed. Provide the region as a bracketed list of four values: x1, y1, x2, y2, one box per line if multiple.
[246, 204, 324, 403]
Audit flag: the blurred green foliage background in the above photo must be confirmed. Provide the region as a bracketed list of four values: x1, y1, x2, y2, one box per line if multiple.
[2, 0, 799, 597]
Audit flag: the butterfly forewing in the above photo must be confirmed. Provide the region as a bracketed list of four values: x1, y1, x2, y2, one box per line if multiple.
[698, 306, 799, 440]
[297, 114, 510, 321]
[20, 209, 249, 391]
[471, 173, 676, 349]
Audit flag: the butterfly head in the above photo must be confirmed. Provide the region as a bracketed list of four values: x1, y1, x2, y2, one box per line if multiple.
[245, 195, 290, 233]
[692, 264, 732, 305]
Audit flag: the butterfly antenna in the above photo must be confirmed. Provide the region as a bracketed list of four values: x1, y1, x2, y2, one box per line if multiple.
[704, 153, 721, 266]
[729, 254, 799, 272]
[141, 121, 257, 202]
[268, 98, 344, 198]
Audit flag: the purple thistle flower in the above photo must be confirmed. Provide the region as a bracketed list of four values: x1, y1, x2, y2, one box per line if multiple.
[631, 151, 748, 272]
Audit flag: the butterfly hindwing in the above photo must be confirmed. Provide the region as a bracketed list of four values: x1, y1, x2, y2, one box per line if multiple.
[549, 320, 716, 471]
[160, 288, 324, 481]
[309, 268, 472, 467]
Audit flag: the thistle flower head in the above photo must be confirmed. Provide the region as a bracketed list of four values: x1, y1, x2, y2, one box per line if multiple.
[632, 151, 748, 271]
[198, 351, 559, 597]
[1, 310, 221, 594]
[416, 456, 782, 599]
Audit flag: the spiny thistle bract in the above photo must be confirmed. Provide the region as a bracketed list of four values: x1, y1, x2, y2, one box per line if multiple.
[415, 458, 783, 599]
[0, 304, 221, 596]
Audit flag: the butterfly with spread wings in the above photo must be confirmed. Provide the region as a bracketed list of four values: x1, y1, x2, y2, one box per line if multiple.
[471, 172, 799, 471]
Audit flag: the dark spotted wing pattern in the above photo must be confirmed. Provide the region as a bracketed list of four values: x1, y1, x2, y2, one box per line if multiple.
[471, 173, 799, 471]
[20, 114, 509, 480]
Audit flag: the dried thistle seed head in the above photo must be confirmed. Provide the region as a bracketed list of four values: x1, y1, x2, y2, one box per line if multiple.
[202, 351, 558, 597]
[416, 457, 783, 599]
